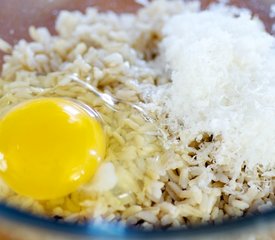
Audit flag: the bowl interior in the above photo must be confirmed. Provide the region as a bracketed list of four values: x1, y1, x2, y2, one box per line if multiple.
[0, 0, 275, 238]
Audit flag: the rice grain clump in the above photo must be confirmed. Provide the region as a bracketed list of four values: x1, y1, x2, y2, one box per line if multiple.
[0, 0, 274, 229]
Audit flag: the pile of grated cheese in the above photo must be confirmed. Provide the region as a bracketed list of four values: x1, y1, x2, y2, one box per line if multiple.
[161, 9, 275, 171]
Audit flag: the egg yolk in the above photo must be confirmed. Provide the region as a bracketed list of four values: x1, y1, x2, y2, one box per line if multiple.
[0, 98, 105, 200]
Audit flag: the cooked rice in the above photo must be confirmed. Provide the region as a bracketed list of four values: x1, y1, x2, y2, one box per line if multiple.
[0, 0, 274, 230]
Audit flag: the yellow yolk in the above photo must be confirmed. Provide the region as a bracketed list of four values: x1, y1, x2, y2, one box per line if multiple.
[0, 98, 105, 200]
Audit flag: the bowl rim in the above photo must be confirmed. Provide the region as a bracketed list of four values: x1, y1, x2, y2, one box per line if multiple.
[0, 202, 274, 238]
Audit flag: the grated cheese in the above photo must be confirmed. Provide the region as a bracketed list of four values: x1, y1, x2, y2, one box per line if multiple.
[161, 9, 275, 170]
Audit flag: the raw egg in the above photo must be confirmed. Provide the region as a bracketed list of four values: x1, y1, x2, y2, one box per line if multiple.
[0, 98, 105, 200]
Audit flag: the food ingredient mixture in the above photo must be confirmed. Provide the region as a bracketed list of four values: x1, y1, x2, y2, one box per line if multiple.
[0, 0, 274, 229]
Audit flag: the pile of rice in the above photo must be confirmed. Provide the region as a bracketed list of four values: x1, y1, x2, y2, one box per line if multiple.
[0, 0, 274, 230]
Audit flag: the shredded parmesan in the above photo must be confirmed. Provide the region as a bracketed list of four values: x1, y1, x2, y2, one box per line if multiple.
[161, 10, 275, 170]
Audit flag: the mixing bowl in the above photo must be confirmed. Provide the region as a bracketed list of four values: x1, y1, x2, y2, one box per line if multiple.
[0, 0, 274, 239]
